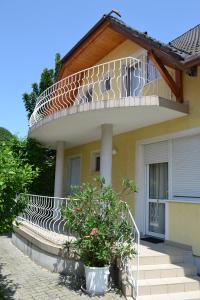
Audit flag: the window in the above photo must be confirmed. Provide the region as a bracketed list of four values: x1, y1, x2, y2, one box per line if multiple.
[100, 73, 111, 94]
[91, 151, 100, 172]
[146, 57, 160, 83]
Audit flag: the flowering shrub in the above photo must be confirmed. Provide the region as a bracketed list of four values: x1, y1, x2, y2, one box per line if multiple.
[62, 177, 137, 267]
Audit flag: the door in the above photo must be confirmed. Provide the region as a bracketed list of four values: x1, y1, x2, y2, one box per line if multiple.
[146, 162, 168, 239]
[125, 63, 142, 96]
[68, 156, 81, 194]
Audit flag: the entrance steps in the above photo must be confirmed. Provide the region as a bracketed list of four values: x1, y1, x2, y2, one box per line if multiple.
[122, 241, 200, 299]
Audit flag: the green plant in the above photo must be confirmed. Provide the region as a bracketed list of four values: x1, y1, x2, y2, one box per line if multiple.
[0, 127, 13, 141]
[62, 177, 137, 267]
[10, 137, 56, 196]
[0, 139, 39, 233]
[22, 53, 61, 119]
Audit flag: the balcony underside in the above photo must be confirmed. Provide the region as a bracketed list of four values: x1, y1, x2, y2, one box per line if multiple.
[29, 96, 188, 148]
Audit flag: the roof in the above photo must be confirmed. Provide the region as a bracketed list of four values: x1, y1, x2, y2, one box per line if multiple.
[169, 24, 200, 58]
[58, 13, 200, 79]
[108, 16, 184, 59]
[108, 16, 200, 60]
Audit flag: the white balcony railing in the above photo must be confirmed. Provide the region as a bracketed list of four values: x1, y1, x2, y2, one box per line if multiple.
[29, 56, 173, 127]
[16, 193, 140, 297]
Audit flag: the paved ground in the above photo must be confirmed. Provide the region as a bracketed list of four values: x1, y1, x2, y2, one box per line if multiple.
[0, 235, 124, 300]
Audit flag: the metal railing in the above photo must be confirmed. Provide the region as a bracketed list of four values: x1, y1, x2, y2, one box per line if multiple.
[29, 56, 173, 127]
[16, 194, 140, 298]
[124, 204, 140, 299]
[16, 194, 72, 245]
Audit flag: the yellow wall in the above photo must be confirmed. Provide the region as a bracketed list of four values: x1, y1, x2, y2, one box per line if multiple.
[169, 202, 200, 256]
[65, 36, 200, 256]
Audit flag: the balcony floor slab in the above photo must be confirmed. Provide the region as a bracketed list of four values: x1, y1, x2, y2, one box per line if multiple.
[29, 96, 188, 147]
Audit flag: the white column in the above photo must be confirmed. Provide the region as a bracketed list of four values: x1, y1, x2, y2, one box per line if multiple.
[100, 124, 113, 185]
[54, 141, 65, 197]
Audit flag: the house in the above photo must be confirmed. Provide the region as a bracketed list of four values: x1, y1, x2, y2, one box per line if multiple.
[15, 11, 200, 299]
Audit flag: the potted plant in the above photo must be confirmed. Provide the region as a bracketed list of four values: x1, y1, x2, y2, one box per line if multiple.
[62, 177, 137, 295]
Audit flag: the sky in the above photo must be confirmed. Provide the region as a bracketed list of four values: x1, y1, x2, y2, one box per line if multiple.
[1, 0, 200, 137]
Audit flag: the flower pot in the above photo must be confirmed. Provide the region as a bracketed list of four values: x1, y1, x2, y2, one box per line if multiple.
[84, 265, 110, 295]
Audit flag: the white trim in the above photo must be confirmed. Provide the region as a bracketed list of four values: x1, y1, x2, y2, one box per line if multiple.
[168, 199, 200, 204]
[145, 164, 167, 239]
[136, 126, 200, 146]
[135, 143, 146, 234]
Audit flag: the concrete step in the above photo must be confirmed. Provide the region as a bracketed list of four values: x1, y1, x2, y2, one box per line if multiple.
[136, 290, 200, 300]
[132, 263, 197, 280]
[138, 253, 193, 266]
[138, 242, 194, 266]
[138, 276, 200, 296]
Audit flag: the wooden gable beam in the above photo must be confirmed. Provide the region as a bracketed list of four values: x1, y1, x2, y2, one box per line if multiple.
[148, 50, 183, 103]
[175, 69, 183, 102]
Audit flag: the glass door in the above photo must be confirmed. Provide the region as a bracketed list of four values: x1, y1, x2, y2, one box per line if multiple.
[125, 63, 142, 96]
[146, 162, 168, 238]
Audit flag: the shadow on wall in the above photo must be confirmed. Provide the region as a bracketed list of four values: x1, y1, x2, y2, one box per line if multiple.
[53, 247, 85, 294]
[0, 235, 20, 300]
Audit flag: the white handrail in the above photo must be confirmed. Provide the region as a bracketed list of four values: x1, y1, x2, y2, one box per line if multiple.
[127, 206, 140, 299]
[29, 56, 172, 127]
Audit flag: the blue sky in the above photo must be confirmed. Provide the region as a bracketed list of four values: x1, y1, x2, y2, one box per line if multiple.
[1, 0, 200, 137]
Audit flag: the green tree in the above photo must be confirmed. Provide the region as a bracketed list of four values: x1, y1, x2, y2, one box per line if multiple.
[10, 137, 56, 196]
[0, 138, 39, 233]
[22, 53, 61, 119]
[0, 127, 13, 141]
[21, 53, 61, 195]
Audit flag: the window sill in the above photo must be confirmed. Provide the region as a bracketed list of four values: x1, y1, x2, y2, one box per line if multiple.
[168, 198, 200, 204]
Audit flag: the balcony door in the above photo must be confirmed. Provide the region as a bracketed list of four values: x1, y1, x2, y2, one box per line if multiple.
[123, 61, 142, 97]
[146, 162, 168, 239]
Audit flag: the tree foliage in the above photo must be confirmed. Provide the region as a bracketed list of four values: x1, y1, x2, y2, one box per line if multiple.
[0, 138, 39, 233]
[9, 137, 56, 196]
[22, 53, 61, 119]
[21, 53, 61, 196]
[0, 127, 13, 141]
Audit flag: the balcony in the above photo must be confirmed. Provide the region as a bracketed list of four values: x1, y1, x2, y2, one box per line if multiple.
[29, 57, 188, 146]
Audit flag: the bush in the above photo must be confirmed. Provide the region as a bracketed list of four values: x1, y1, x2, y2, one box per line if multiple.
[62, 177, 137, 267]
[0, 139, 38, 233]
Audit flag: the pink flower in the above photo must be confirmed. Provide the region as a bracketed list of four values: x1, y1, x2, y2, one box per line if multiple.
[74, 207, 81, 212]
[90, 228, 97, 236]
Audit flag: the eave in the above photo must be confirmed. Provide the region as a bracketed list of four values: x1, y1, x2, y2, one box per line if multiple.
[56, 15, 187, 82]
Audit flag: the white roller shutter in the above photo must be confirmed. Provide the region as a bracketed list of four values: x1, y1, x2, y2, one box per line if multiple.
[172, 134, 200, 198]
[144, 140, 168, 164]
